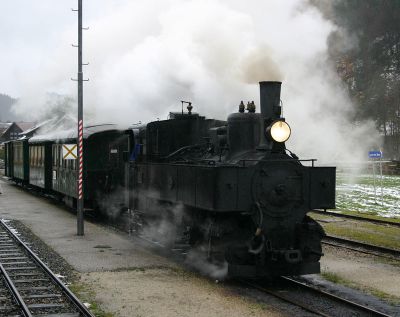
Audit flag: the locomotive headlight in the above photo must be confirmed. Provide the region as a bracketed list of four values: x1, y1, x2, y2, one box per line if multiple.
[267, 120, 291, 143]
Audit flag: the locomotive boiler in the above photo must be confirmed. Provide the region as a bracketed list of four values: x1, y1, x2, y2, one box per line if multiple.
[127, 81, 336, 278]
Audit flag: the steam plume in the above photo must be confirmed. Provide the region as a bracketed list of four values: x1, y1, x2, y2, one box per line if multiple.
[11, 0, 380, 163]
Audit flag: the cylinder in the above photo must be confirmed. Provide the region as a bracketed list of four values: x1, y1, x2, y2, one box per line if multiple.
[259, 81, 282, 120]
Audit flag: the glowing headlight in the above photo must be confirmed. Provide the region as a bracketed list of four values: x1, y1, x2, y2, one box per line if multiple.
[268, 120, 291, 143]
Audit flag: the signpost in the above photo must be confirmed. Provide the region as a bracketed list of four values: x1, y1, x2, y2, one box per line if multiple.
[368, 150, 383, 205]
[368, 151, 382, 159]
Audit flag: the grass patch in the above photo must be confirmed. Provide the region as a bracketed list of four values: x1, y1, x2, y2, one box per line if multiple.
[321, 271, 351, 286]
[322, 221, 400, 250]
[310, 212, 400, 250]
[69, 281, 116, 317]
[321, 271, 400, 305]
[338, 210, 400, 224]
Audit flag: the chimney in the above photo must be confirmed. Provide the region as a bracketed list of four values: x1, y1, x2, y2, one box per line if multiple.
[259, 81, 282, 120]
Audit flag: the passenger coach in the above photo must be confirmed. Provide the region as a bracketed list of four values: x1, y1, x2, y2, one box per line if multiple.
[6, 124, 129, 211]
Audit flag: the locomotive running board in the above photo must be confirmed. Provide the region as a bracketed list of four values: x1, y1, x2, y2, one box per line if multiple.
[228, 262, 320, 278]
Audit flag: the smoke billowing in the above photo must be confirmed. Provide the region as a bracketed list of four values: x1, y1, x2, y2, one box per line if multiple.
[11, 0, 380, 163]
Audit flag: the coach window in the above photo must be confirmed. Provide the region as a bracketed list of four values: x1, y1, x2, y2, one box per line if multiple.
[56, 146, 58, 166]
[56, 145, 59, 167]
[59, 145, 62, 167]
[62, 148, 66, 168]
[39, 147, 42, 167]
[59, 146, 62, 167]
[38, 146, 41, 166]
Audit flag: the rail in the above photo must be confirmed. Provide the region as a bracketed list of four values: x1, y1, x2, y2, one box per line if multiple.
[0, 219, 95, 317]
[323, 235, 400, 259]
[312, 209, 400, 228]
[238, 277, 392, 317]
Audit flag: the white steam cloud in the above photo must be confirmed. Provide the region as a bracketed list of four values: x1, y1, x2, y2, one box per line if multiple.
[12, 0, 380, 163]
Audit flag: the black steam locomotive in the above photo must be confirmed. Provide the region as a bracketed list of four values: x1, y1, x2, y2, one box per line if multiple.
[4, 81, 335, 278]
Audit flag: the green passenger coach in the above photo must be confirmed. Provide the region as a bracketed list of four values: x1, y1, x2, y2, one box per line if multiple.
[28, 124, 129, 209]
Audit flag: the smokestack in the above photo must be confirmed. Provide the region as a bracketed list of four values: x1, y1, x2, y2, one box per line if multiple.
[259, 81, 282, 120]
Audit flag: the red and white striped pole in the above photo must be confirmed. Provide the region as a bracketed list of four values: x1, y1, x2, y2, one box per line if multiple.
[78, 120, 83, 200]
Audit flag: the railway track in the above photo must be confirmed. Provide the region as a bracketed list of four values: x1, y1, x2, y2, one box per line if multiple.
[240, 276, 393, 317]
[312, 209, 400, 228]
[323, 235, 400, 260]
[0, 219, 94, 317]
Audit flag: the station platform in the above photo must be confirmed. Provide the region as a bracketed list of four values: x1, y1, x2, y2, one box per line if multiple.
[0, 177, 173, 273]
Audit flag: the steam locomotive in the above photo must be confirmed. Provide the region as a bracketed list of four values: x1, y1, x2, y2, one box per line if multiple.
[4, 81, 336, 278]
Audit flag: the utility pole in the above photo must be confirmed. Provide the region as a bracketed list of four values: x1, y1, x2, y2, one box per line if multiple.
[72, 0, 88, 235]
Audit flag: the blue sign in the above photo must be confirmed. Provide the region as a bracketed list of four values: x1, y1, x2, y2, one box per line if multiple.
[368, 151, 382, 158]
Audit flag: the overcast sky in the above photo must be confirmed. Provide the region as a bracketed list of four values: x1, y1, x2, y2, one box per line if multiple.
[0, 0, 120, 97]
[0, 0, 380, 162]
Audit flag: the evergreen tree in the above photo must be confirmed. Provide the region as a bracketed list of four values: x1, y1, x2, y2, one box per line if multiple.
[312, 0, 400, 157]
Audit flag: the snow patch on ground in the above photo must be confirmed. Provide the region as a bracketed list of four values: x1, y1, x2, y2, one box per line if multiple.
[336, 174, 400, 218]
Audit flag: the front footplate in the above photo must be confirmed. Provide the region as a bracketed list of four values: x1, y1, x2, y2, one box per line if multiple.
[228, 262, 320, 278]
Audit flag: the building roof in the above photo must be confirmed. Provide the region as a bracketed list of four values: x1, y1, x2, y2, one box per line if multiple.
[19, 118, 56, 137]
[29, 123, 126, 143]
[0, 122, 15, 140]
[0, 122, 12, 134]
[16, 122, 35, 132]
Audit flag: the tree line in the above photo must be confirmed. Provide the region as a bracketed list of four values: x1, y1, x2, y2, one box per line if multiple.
[0, 94, 20, 122]
[312, 0, 400, 159]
